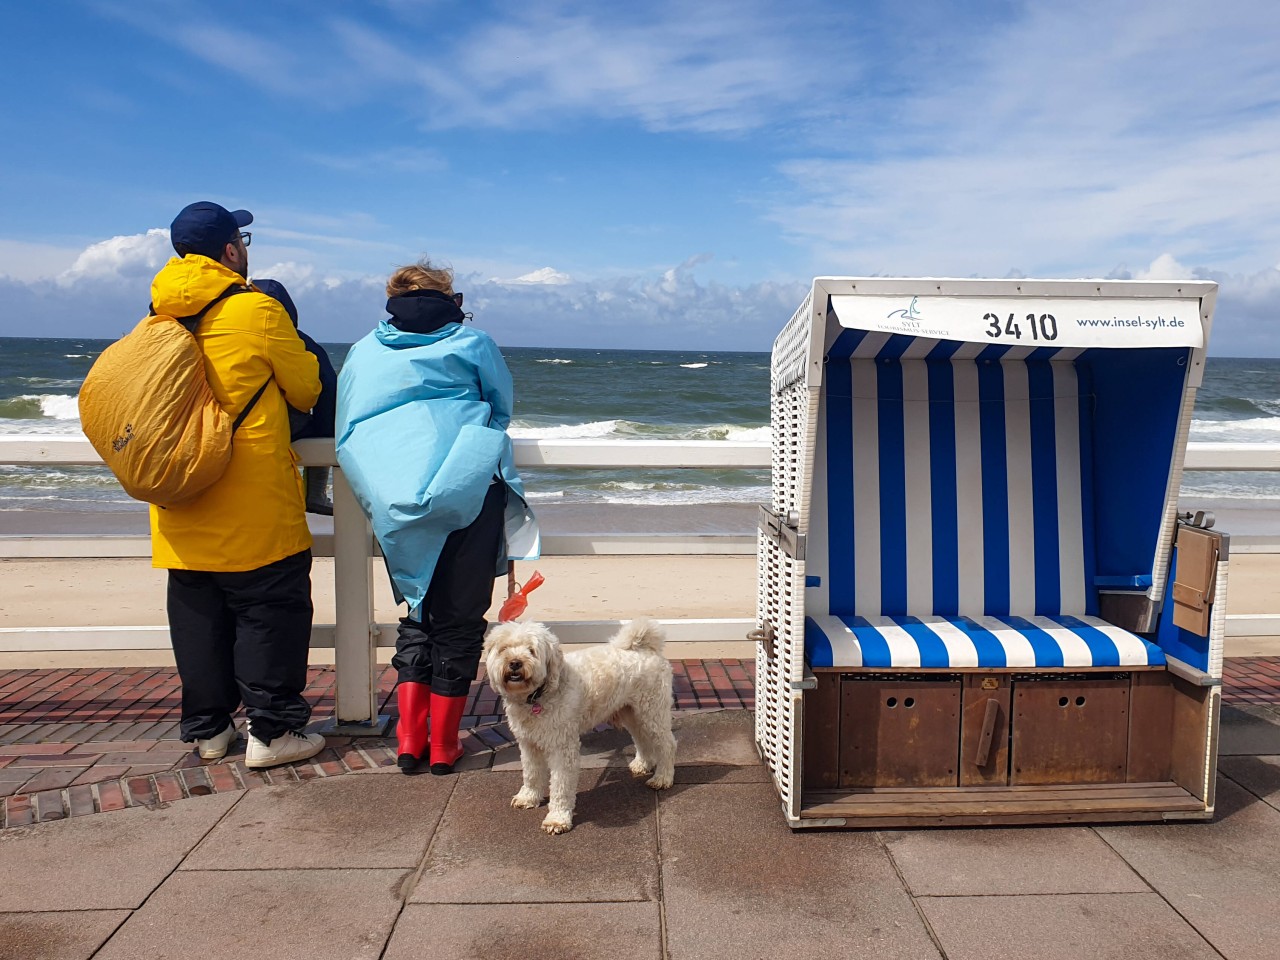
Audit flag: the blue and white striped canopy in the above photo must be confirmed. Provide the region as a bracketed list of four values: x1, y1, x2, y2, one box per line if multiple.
[804, 329, 1168, 670]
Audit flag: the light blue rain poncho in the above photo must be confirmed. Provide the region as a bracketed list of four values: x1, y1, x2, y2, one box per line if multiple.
[335, 310, 539, 619]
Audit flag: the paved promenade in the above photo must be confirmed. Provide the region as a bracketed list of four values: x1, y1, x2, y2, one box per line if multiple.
[2, 661, 1280, 959]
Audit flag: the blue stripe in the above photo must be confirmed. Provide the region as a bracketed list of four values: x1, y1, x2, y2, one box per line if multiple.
[805, 618, 834, 668]
[928, 360, 959, 615]
[978, 361, 1010, 615]
[1051, 615, 1122, 667]
[927, 339, 963, 360]
[1027, 346, 1061, 362]
[878, 360, 908, 614]
[825, 358, 854, 614]
[877, 334, 915, 360]
[998, 616, 1064, 667]
[827, 328, 869, 360]
[956, 617, 1008, 667]
[1028, 363, 1061, 614]
[977, 343, 1011, 361]
[894, 616, 951, 668]
[805, 575, 822, 588]
[840, 614, 891, 667]
[1077, 363, 1099, 616]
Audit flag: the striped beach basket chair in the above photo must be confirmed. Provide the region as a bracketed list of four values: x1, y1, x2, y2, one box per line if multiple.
[755, 278, 1226, 828]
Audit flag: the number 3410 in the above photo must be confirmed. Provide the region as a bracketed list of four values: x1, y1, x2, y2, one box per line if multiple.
[984, 313, 1058, 341]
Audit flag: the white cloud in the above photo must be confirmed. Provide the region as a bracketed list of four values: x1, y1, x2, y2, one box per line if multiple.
[492, 267, 573, 285]
[57, 229, 171, 285]
[1134, 254, 1191, 282]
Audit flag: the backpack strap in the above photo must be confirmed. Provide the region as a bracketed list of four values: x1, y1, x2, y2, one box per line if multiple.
[231, 376, 274, 434]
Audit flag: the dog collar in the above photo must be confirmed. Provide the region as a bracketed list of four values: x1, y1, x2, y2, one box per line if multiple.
[526, 684, 546, 715]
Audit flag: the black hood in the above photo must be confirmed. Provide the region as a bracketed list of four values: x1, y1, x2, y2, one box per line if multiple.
[386, 289, 464, 334]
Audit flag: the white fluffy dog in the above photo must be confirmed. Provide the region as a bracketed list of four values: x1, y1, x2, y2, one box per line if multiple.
[482, 618, 676, 834]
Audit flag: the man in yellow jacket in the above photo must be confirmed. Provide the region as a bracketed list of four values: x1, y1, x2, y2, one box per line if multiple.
[153, 201, 325, 769]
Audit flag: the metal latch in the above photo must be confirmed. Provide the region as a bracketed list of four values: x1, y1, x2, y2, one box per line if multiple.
[757, 504, 806, 560]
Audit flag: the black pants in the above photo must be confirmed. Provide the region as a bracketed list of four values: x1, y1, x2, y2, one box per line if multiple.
[393, 480, 506, 696]
[167, 549, 314, 744]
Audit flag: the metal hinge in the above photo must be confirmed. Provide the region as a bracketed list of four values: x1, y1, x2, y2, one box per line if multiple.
[758, 504, 806, 560]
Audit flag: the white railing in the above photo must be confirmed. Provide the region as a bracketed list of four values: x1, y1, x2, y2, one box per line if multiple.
[2, 436, 1279, 731]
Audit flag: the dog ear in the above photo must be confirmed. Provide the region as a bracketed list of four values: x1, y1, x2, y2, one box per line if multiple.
[539, 627, 564, 693]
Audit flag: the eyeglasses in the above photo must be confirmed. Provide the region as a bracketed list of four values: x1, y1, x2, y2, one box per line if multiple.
[238, 231, 252, 248]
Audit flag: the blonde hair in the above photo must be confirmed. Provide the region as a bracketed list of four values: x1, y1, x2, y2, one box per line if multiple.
[386, 258, 454, 298]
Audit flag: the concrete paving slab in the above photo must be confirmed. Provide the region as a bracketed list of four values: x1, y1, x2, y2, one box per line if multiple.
[659, 780, 941, 960]
[490, 709, 762, 775]
[411, 769, 659, 904]
[1218, 703, 1280, 756]
[384, 902, 661, 960]
[0, 791, 240, 911]
[674, 763, 772, 784]
[918, 893, 1221, 959]
[180, 774, 454, 870]
[670, 709, 762, 767]
[0, 910, 129, 960]
[883, 826, 1148, 895]
[1218, 754, 1280, 811]
[1098, 776, 1280, 959]
[94, 869, 406, 960]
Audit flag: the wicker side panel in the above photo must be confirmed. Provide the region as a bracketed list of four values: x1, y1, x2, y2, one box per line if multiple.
[771, 291, 813, 394]
[1208, 555, 1228, 681]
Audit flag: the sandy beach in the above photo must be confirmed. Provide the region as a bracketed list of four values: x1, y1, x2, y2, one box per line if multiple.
[3, 496, 1278, 666]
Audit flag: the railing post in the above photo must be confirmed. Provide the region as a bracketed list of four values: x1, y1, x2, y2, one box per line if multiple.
[321, 466, 389, 736]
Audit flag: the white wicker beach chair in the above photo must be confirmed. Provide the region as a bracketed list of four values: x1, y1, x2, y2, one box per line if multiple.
[755, 278, 1226, 828]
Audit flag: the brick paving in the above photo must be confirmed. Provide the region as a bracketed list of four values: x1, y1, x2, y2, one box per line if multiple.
[0, 659, 755, 827]
[3, 656, 1276, 830]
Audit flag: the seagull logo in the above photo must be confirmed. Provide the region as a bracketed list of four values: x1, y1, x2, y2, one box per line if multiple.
[887, 297, 924, 322]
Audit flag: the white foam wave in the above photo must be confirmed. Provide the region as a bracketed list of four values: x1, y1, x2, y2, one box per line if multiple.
[63, 354, 93, 359]
[1190, 417, 1280, 442]
[534, 359, 574, 364]
[524, 489, 565, 500]
[680, 363, 708, 369]
[725, 426, 772, 443]
[28, 394, 81, 420]
[0, 419, 86, 437]
[593, 484, 770, 506]
[508, 420, 621, 440]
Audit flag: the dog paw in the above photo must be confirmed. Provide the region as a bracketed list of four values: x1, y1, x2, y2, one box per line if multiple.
[628, 757, 653, 779]
[646, 772, 674, 790]
[511, 788, 542, 809]
[541, 815, 573, 835]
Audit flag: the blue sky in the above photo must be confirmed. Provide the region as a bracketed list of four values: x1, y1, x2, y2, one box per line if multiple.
[1, 0, 1279, 353]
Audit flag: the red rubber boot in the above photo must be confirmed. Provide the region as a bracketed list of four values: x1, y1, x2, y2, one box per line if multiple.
[395, 682, 431, 774]
[428, 693, 467, 775]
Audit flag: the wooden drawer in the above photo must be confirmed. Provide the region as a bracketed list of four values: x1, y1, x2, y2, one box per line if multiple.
[1010, 675, 1130, 785]
[839, 676, 961, 788]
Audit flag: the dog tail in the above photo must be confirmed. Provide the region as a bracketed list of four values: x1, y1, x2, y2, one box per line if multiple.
[611, 617, 666, 654]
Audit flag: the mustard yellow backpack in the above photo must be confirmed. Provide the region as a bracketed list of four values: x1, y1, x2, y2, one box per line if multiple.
[78, 285, 270, 507]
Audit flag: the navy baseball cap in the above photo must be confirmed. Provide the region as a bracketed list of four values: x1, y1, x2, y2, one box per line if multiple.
[170, 201, 253, 259]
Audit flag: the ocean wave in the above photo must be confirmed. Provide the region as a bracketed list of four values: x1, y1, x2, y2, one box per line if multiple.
[524, 489, 565, 500]
[63, 354, 94, 359]
[0, 394, 80, 421]
[1189, 417, 1280, 442]
[534, 359, 574, 364]
[680, 363, 708, 369]
[509, 420, 623, 440]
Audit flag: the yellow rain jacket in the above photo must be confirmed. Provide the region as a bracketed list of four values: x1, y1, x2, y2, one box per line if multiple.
[147, 255, 321, 572]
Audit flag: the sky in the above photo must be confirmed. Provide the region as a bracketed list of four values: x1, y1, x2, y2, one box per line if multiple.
[1, 0, 1279, 353]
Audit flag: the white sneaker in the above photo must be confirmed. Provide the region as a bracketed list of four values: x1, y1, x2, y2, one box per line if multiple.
[196, 722, 239, 760]
[245, 730, 325, 769]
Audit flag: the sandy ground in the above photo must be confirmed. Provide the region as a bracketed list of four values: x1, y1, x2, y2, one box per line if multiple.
[3, 544, 1278, 667]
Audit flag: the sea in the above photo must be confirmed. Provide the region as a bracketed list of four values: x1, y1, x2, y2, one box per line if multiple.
[2, 338, 1279, 532]
[0, 338, 772, 533]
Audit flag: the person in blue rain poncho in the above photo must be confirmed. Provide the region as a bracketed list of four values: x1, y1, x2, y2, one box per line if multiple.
[335, 259, 539, 775]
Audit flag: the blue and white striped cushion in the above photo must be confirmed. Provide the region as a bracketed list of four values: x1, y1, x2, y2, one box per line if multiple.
[806, 613, 1165, 669]
[806, 331, 1161, 669]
